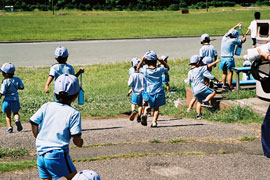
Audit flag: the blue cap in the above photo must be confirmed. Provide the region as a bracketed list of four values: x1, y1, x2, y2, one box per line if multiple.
[227, 29, 239, 38]
[202, 57, 213, 65]
[72, 170, 101, 180]
[200, 34, 210, 42]
[54, 74, 79, 96]
[0, 63, 15, 74]
[54, 46, 69, 59]
[131, 57, 141, 67]
[189, 55, 200, 65]
[144, 50, 158, 61]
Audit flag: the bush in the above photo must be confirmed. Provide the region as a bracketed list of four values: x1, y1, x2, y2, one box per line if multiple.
[168, 4, 179, 11]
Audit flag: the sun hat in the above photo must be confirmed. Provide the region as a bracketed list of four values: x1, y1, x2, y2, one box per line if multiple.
[189, 55, 200, 65]
[72, 170, 101, 180]
[55, 46, 69, 59]
[200, 34, 210, 42]
[202, 57, 213, 65]
[54, 74, 79, 96]
[160, 55, 169, 61]
[144, 50, 158, 61]
[243, 60, 251, 67]
[0, 63, 15, 74]
[131, 57, 141, 67]
[227, 29, 239, 38]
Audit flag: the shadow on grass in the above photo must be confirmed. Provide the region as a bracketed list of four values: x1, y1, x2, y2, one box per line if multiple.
[82, 127, 123, 132]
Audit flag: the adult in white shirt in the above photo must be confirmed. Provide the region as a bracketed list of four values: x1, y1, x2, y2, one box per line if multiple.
[245, 12, 261, 48]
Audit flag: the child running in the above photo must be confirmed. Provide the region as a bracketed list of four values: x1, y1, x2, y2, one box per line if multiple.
[0, 63, 24, 133]
[30, 74, 84, 180]
[45, 46, 84, 94]
[137, 50, 169, 127]
[187, 55, 220, 119]
[128, 58, 145, 122]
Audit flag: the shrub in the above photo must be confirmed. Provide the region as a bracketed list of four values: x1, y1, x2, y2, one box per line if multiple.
[168, 4, 179, 11]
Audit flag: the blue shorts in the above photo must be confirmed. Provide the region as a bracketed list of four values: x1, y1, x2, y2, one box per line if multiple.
[162, 74, 169, 84]
[2, 100, 20, 113]
[131, 93, 143, 105]
[219, 57, 235, 72]
[148, 91, 166, 108]
[195, 89, 213, 102]
[37, 149, 76, 179]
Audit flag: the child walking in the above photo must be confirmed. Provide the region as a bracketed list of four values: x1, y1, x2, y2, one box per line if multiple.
[30, 74, 84, 180]
[45, 46, 84, 94]
[0, 63, 24, 133]
[128, 58, 145, 122]
[137, 50, 169, 127]
[159, 56, 171, 93]
[187, 55, 220, 119]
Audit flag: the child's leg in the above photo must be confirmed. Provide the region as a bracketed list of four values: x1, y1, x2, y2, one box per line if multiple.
[64, 170, 77, 180]
[138, 105, 143, 117]
[152, 107, 159, 124]
[196, 101, 202, 116]
[129, 104, 137, 121]
[222, 69, 227, 87]
[166, 83, 171, 93]
[5, 112, 12, 128]
[187, 95, 196, 112]
[14, 112, 23, 131]
[203, 91, 216, 103]
[227, 71, 234, 89]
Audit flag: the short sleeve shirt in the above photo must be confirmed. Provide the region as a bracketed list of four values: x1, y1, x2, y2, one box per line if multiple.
[30, 102, 81, 155]
[128, 72, 145, 95]
[49, 63, 75, 80]
[0, 77, 24, 101]
[220, 35, 242, 57]
[248, 20, 257, 38]
[188, 66, 214, 95]
[140, 66, 168, 95]
[199, 44, 218, 60]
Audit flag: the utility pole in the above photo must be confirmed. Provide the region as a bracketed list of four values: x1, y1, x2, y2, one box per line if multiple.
[206, 0, 208, 12]
[52, 0, 54, 15]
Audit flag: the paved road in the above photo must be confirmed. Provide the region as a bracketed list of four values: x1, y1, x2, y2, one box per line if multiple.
[0, 36, 252, 67]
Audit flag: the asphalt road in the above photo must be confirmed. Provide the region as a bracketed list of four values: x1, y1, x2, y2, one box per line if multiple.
[0, 36, 252, 67]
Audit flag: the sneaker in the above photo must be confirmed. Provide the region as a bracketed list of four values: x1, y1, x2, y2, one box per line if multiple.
[141, 114, 147, 126]
[186, 108, 191, 112]
[196, 114, 202, 120]
[147, 112, 151, 117]
[129, 110, 137, 121]
[222, 86, 228, 92]
[151, 122, 158, 128]
[15, 120, 23, 131]
[137, 116, 141, 123]
[7, 127, 13, 133]
[201, 102, 213, 108]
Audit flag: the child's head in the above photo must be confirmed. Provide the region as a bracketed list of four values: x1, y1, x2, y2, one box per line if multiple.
[54, 46, 69, 64]
[226, 29, 239, 39]
[72, 170, 101, 180]
[254, 12, 260, 20]
[200, 34, 210, 44]
[54, 74, 80, 105]
[131, 57, 141, 68]
[0, 63, 15, 78]
[189, 55, 200, 67]
[243, 60, 251, 67]
[144, 50, 158, 66]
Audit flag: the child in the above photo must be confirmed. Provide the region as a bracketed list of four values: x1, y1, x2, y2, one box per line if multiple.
[0, 63, 24, 133]
[30, 74, 84, 180]
[199, 33, 218, 62]
[128, 58, 145, 122]
[45, 46, 84, 94]
[188, 55, 220, 119]
[137, 50, 169, 127]
[245, 12, 261, 48]
[159, 56, 171, 93]
[220, 23, 246, 91]
[242, 60, 254, 81]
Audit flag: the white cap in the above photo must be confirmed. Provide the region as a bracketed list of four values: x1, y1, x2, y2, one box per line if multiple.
[0, 63, 15, 74]
[55, 46, 69, 58]
[200, 34, 210, 42]
[72, 170, 101, 180]
[144, 50, 158, 61]
[54, 74, 79, 96]
[189, 55, 200, 65]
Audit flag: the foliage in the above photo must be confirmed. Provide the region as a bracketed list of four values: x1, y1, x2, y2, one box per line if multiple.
[0, 147, 29, 159]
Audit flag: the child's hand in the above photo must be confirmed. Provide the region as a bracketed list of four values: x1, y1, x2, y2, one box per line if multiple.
[160, 56, 169, 61]
[257, 48, 262, 56]
[216, 59, 221, 63]
[79, 68, 84, 74]
[44, 86, 50, 93]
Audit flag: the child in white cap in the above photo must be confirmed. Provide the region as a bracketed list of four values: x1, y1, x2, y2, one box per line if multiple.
[242, 60, 254, 81]
[72, 170, 101, 180]
[220, 23, 246, 91]
[30, 74, 84, 180]
[0, 63, 24, 133]
[199, 33, 218, 62]
[128, 58, 145, 122]
[137, 50, 169, 127]
[187, 55, 220, 119]
[45, 46, 84, 95]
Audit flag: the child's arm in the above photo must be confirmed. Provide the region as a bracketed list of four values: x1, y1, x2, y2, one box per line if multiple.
[45, 76, 54, 93]
[257, 49, 270, 61]
[72, 135, 84, 147]
[30, 123, 39, 138]
[75, 68, 84, 77]
[232, 22, 242, 30]
[127, 89, 132, 96]
[212, 77, 220, 83]
[136, 57, 145, 71]
[158, 58, 170, 70]
[207, 59, 221, 69]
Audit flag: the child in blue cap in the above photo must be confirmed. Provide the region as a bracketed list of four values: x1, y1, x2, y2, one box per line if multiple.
[128, 58, 145, 122]
[30, 74, 84, 180]
[45, 46, 84, 94]
[0, 63, 24, 133]
[137, 50, 169, 127]
[199, 33, 218, 62]
[187, 55, 220, 119]
[220, 23, 246, 91]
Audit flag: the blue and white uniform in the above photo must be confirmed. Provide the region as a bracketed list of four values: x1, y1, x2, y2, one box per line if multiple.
[199, 44, 218, 60]
[49, 63, 75, 80]
[128, 72, 145, 105]
[0, 77, 24, 113]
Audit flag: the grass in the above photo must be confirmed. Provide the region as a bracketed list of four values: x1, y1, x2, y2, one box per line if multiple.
[149, 139, 161, 143]
[240, 136, 256, 141]
[0, 7, 270, 41]
[0, 58, 262, 127]
[168, 138, 185, 144]
[0, 147, 29, 159]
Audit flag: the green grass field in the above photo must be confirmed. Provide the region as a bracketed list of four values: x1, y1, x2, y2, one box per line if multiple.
[0, 7, 270, 41]
[0, 58, 262, 128]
